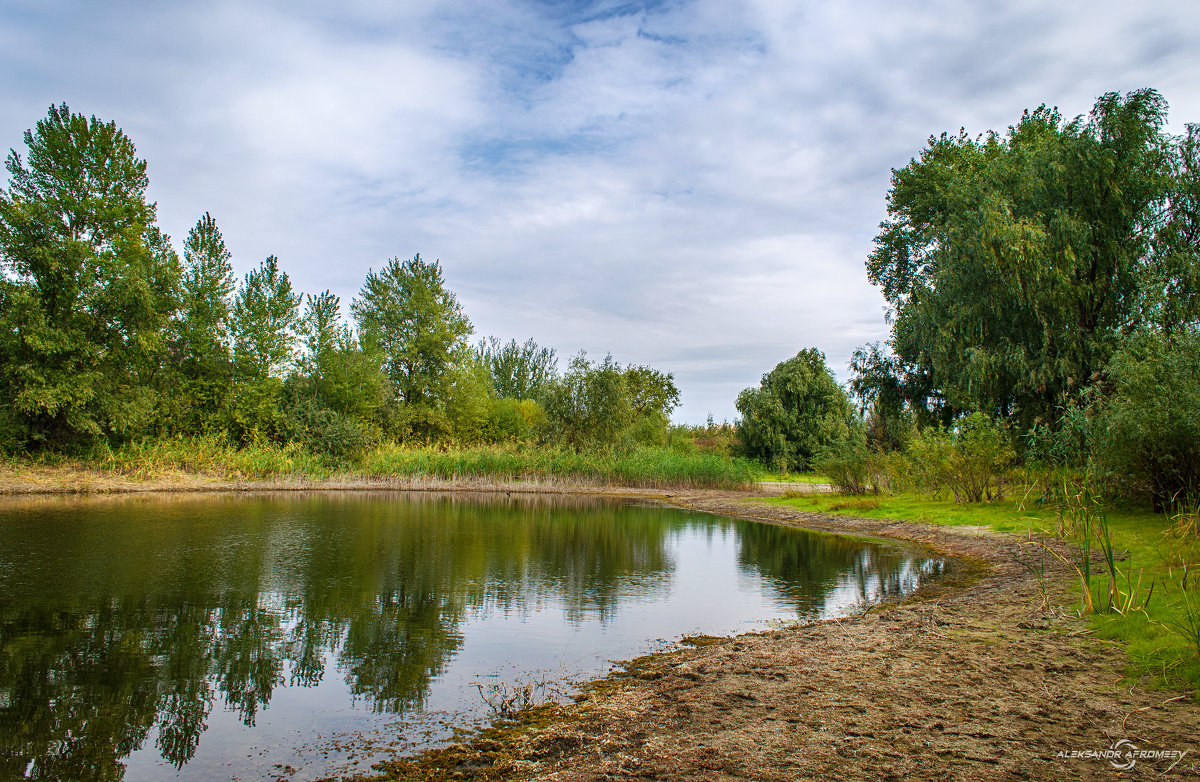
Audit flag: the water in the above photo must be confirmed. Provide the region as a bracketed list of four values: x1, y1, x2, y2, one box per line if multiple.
[0, 492, 944, 781]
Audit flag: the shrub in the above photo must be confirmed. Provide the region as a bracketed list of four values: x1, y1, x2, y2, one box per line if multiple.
[735, 348, 856, 472]
[1094, 331, 1200, 509]
[902, 413, 1014, 502]
[282, 397, 372, 461]
[813, 426, 890, 495]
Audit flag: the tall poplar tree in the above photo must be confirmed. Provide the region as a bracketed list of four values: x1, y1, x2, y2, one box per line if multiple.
[167, 212, 236, 431]
[0, 103, 179, 448]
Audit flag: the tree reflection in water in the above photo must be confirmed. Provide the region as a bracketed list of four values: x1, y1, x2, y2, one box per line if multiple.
[0, 493, 939, 780]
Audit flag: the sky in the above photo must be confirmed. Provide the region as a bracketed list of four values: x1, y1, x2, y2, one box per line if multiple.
[2, 0, 1199, 423]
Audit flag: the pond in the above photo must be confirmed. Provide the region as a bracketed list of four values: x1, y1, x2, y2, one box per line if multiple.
[0, 492, 945, 781]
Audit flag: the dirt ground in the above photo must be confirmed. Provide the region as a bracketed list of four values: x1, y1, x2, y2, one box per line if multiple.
[366, 491, 1200, 781]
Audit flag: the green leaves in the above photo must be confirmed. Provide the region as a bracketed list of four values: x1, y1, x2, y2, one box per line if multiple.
[863, 89, 1196, 430]
[736, 348, 854, 473]
[351, 254, 473, 440]
[1094, 330, 1200, 507]
[0, 103, 178, 448]
[476, 336, 558, 400]
[231, 255, 299, 380]
[227, 256, 300, 441]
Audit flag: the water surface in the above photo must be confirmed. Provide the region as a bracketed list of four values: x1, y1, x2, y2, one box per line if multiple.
[0, 492, 943, 781]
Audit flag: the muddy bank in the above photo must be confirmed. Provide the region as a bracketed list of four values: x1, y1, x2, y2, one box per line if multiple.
[363, 493, 1199, 781]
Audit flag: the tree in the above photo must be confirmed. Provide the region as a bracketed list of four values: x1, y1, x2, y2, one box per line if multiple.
[228, 255, 299, 440]
[0, 103, 179, 448]
[623, 365, 680, 420]
[736, 348, 855, 472]
[621, 365, 680, 446]
[541, 353, 634, 450]
[351, 254, 472, 439]
[167, 212, 235, 432]
[476, 337, 558, 400]
[296, 290, 349, 386]
[861, 89, 1197, 430]
[282, 290, 388, 457]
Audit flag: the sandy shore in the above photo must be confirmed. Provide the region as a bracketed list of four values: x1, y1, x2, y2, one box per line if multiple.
[365, 491, 1200, 781]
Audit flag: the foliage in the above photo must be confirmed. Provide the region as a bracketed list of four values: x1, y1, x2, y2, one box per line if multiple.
[231, 255, 299, 380]
[861, 89, 1198, 430]
[280, 396, 371, 460]
[166, 212, 235, 433]
[442, 350, 494, 444]
[623, 365, 680, 420]
[849, 342, 923, 444]
[476, 336, 558, 400]
[541, 353, 633, 450]
[673, 418, 739, 457]
[228, 255, 300, 441]
[1092, 330, 1200, 508]
[902, 413, 1015, 502]
[292, 290, 389, 425]
[352, 254, 472, 421]
[484, 398, 544, 442]
[812, 426, 890, 496]
[0, 103, 179, 448]
[735, 348, 855, 473]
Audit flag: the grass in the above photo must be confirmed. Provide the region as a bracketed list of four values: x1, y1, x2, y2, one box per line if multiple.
[360, 442, 756, 489]
[749, 466, 830, 484]
[765, 487, 1200, 691]
[6, 437, 757, 491]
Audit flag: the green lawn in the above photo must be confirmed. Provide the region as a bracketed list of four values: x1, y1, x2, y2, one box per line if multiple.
[763, 489, 1200, 692]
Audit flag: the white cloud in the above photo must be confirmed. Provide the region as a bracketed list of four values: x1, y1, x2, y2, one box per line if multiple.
[2, 0, 1199, 421]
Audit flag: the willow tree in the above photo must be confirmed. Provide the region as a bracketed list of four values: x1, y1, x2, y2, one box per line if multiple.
[860, 89, 1198, 430]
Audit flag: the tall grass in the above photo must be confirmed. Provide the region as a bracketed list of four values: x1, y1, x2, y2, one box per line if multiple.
[52, 437, 756, 490]
[360, 443, 755, 489]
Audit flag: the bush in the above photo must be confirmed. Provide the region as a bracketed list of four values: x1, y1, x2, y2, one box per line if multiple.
[902, 413, 1015, 502]
[622, 413, 669, 448]
[484, 398, 546, 442]
[1023, 402, 1093, 468]
[1094, 331, 1200, 509]
[736, 348, 856, 472]
[813, 426, 890, 495]
[282, 397, 372, 461]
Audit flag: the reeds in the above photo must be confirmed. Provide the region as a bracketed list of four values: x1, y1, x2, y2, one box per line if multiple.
[1054, 474, 1153, 616]
[75, 438, 756, 490]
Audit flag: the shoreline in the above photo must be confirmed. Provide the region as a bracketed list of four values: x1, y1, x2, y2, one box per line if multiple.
[0, 462, 779, 498]
[4, 471, 1197, 779]
[362, 489, 1200, 781]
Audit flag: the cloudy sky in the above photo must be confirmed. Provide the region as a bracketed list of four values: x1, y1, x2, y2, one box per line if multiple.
[2, 0, 1198, 422]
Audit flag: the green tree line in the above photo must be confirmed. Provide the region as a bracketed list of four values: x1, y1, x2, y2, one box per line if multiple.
[735, 89, 1200, 506]
[0, 104, 680, 458]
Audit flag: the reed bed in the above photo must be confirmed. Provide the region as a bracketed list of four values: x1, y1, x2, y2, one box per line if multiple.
[24, 438, 756, 491]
